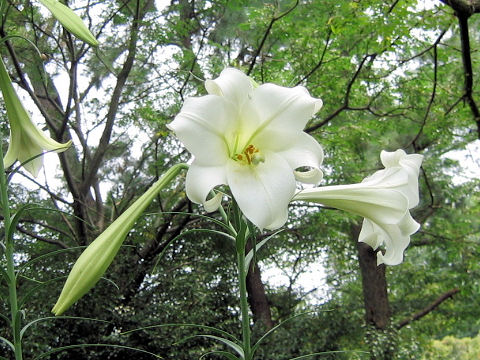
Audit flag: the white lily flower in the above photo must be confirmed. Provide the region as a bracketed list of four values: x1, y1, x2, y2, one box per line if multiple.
[168, 68, 324, 230]
[294, 149, 423, 265]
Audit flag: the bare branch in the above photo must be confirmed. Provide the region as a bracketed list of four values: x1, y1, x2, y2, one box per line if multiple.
[409, 31, 443, 149]
[247, 0, 299, 75]
[457, 13, 480, 137]
[306, 54, 372, 133]
[440, 0, 480, 15]
[397, 288, 460, 329]
[441, 0, 480, 136]
[82, 0, 151, 192]
[295, 28, 332, 86]
[15, 225, 69, 249]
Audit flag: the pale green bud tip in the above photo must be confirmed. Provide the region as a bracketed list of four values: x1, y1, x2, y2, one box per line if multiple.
[38, 0, 99, 47]
[52, 232, 120, 315]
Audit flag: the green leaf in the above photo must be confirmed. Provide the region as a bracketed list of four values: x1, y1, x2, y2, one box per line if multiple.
[0, 336, 14, 352]
[187, 335, 244, 358]
[200, 350, 240, 360]
[6, 203, 36, 245]
[288, 350, 369, 359]
[32, 343, 161, 359]
[20, 316, 110, 339]
[121, 323, 239, 343]
[244, 229, 282, 272]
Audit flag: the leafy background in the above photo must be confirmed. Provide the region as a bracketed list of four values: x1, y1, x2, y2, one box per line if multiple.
[0, 0, 479, 359]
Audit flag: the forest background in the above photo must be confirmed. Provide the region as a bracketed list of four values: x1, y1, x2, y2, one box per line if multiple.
[1, 0, 480, 359]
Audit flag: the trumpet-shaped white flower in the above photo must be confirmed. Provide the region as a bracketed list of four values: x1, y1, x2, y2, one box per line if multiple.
[294, 149, 423, 265]
[168, 68, 324, 230]
[0, 58, 71, 177]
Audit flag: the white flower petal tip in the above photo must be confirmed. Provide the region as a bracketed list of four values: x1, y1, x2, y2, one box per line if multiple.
[169, 68, 323, 229]
[313, 98, 323, 115]
[204, 192, 223, 213]
[294, 168, 323, 184]
[294, 149, 423, 265]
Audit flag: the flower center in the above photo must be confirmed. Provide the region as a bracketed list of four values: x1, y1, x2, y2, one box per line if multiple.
[234, 144, 264, 166]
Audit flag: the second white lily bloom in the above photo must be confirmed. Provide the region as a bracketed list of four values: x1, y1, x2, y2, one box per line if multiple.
[294, 150, 423, 265]
[168, 68, 324, 230]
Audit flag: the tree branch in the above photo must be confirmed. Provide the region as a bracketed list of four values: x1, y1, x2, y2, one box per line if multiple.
[457, 13, 480, 137]
[441, 0, 480, 137]
[247, 0, 299, 75]
[306, 54, 372, 133]
[440, 0, 480, 15]
[397, 288, 460, 329]
[82, 0, 149, 192]
[409, 30, 443, 149]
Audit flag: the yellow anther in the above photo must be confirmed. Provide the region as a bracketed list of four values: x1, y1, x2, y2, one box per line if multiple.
[234, 144, 263, 165]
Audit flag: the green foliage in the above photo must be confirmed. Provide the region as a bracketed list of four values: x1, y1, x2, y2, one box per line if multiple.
[422, 334, 480, 360]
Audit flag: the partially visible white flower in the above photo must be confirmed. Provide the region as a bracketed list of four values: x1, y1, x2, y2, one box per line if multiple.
[168, 68, 324, 230]
[0, 58, 71, 177]
[294, 149, 423, 265]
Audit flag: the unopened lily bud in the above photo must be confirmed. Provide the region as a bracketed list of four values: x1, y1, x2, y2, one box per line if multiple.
[38, 0, 99, 47]
[0, 58, 71, 177]
[52, 164, 188, 315]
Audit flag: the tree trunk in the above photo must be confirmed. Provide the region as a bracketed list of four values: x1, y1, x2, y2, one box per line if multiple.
[357, 241, 391, 329]
[246, 240, 274, 330]
[355, 224, 395, 360]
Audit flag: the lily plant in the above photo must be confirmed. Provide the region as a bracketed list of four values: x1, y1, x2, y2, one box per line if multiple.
[50, 68, 423, 360]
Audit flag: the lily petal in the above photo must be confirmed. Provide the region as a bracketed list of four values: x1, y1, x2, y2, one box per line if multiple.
[295, 186, 409, 225]
[360, 213, 420, 265]
[204, 192, 223, 213]
[226, 152, 295, 230]
[168, 95, 235, 165]
[169, 68, 324, 230]
[205, 68, 253, 109]
[363, 149, 423, 207]
[276, 132, 324, 183]
[0, 57, 71, 177]
[185, 161, 228, 204]
[251, 84, 322, 135]
[294, 168, 323, 185]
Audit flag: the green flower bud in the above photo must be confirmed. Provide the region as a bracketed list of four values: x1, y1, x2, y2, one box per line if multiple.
[0, 58, 71, 177]
[52, 164, 188, 315]
[38, 0, 99, 47]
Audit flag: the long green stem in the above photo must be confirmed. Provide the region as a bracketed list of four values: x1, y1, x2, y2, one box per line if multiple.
[236, 241, 251, 359]
[0, 145, 23, 360]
